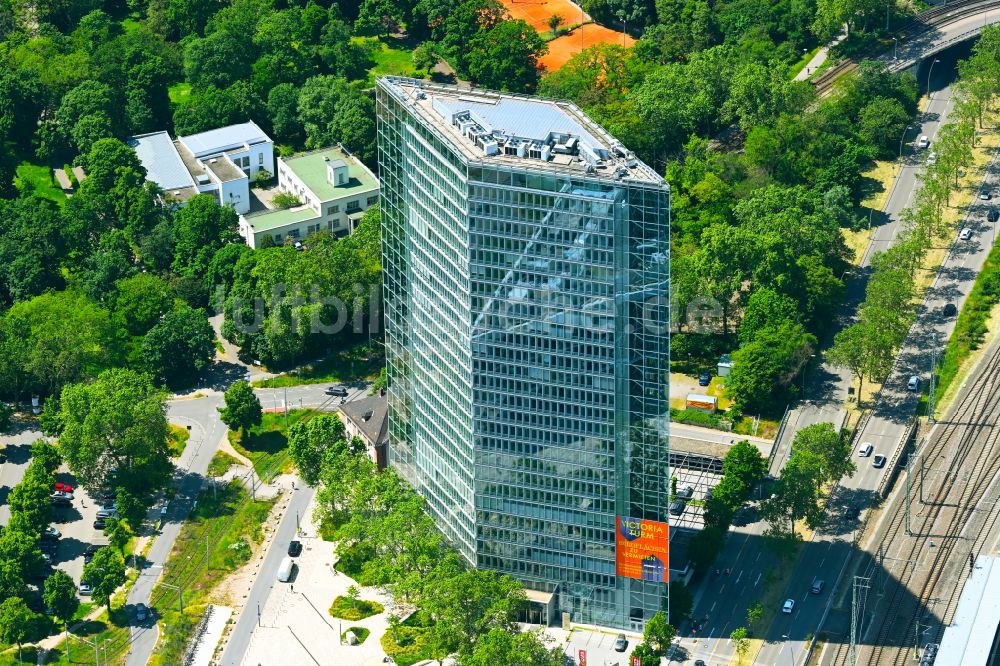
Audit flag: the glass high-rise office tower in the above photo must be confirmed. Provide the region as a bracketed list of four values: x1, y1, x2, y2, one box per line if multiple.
[375, 77, 670, 630]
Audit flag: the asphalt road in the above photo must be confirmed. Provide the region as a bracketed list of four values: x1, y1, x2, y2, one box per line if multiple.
[218, 485, 315, 666]
[678, 51, 998, 665]
[122, 378, 369, 666]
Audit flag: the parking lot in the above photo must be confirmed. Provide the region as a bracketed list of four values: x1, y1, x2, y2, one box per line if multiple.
[1, 429, 109, 597]
[560, 625, 642, 666]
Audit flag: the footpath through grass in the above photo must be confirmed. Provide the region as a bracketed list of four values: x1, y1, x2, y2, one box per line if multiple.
[227, 409, 310, 482]
[149, 481, 275, 666]
[254, 342, 383, 388]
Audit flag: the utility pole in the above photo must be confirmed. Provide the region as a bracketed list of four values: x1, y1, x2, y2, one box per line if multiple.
[284, 386, 289, 430]
[159, 581, 186, 614]
[906, 454, 913, 535]
[929, 349, 938, 424]
[850, 575, 872, 666]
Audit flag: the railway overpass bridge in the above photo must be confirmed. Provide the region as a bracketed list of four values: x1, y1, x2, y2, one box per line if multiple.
[814, 0, 1000, 94]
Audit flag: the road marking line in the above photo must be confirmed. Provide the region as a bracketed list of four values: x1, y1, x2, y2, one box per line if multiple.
[755, 573, 761, 586]
[819, 558, 825, 567]
[756, 551, 762, 562]
[710, 602, 716, 612]
[735, 571, 743, 584]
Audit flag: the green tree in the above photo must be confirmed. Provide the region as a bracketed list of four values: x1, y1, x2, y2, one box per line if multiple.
[422, 555, 526, 655]
[6, 468, 53, 537]
[354, 0, 401, 37]
[58, 368, 171, 495]
[0, 528, 47, 581]
[142, 303, 216, 389]
[668, 581, 693, 624]
[746, 601, 763, 625]
[723, 440, 768, 490]
[219, 380, 262, 438]
[731, 626, 750, 665]
[761, 451, 826, 537]
[466, 20, 547, 93]
[30, 439, 62, 475]
[297, 76, 377, 162]
[826, 322, 870, 402]
[4, 290, 119, 395]
[629, 641, 660, 666]
[104, 516, 131, 554]
[288, 414, 347, 485]
[184, 31, 252, 89]
[172, 195, 240, 277]
[858, 97, 910, 158]
[461, 627, 564, 666]
[643, 610, 676, 655]
[727, 322, 817, 413]
[113, 273, 173, 337]
[0, 597, 43, 661]
[739, 289, 800, 345]
[44, 569, 79, 658]
[83, 547, 127, 609]
[790, 422, 856, 484]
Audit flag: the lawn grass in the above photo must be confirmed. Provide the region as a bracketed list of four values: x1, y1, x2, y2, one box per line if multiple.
[342, 626, 371, 645]
[352, 37, 420, 85]
[227, 409, 310, 481]
[207, 450, 240, 477]
[168, 82, 192, 106]
[149, 481, 275, 666]
[328, 595, 384, 621]
[254, 342, 383, 388]
[14, 162, 67, 204]
[167, 424, 190, 458]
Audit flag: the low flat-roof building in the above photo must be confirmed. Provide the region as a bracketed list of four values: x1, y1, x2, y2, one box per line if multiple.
[239, 146, 379, 248]
[128, 121, 274, 215]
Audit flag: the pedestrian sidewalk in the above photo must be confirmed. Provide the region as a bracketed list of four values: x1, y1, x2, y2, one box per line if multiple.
[794, 29, 847, 81]
[241, 494, 395, 666]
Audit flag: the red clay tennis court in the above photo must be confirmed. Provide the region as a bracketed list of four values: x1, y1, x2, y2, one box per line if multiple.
[502, 0, 635, 71]
[540, 23, 635, 71]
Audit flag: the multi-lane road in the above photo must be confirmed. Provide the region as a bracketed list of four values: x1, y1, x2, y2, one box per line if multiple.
[681, 45, 1000, 665]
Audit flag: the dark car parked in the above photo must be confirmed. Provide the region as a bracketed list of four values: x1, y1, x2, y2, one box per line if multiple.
[943, 303, 957, 317]
[287, 540, 302, 557]
[698, 372, 711, 386]
[989, 208, 999, 223]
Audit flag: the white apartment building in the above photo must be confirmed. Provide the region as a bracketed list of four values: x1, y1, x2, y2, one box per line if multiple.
[128, 121, 274, 215]
[238, 145, 380, 248]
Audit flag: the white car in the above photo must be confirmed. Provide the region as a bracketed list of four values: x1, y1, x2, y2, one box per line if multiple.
[959, 228, 973, 241]
[859, 442, 874, 457]
[908, 375, 920, 391]
[980, 190, 992, 201]
[918, 135, 930, 149]
[782, 599, 796, 614]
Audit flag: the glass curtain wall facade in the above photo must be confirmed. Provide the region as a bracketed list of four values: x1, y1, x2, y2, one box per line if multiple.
[376, 77, 670, 629]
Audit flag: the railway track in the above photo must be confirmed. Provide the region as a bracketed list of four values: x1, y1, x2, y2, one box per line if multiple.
[827, 334, 1000, 665]
[812, 0, 1000, 96]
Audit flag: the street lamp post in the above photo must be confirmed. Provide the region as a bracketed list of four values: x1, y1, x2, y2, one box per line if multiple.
[927, 58, 940, 100]
[893, 37, 898, 60]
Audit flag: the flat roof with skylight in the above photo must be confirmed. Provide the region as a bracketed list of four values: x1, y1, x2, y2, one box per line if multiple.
[379, 76, 662, 185]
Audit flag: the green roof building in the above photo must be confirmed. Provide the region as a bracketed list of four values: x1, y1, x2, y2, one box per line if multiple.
[239, 145, 380, 248]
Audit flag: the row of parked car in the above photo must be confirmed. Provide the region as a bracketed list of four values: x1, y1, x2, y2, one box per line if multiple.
[47, 481, 116, 596]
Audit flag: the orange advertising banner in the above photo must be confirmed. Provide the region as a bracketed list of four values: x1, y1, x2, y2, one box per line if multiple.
[616, 515, 669, 582]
